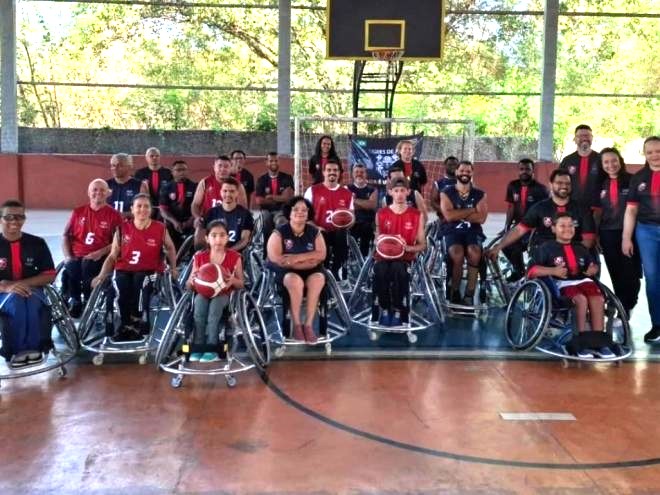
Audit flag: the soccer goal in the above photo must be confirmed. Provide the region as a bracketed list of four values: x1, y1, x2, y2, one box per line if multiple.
[293, 116, 476, 194]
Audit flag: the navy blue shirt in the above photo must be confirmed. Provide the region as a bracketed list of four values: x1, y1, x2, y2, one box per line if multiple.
[277, 223, 320, 255]
[440, 185, 485, 235]
[107, 178, 143, 213]
[203, 205, 254, 249]
[348, 183, 376, 224]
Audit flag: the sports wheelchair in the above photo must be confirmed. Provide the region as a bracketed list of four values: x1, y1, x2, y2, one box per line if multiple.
[0, 285, 79, 387]
[155, 289, 270, 388]
[77, 271, 178, 365]
[505, 277, 632, 364]
[347, 253, 443, 343]
[426, 231, 511, 319]
[255, 266, 351, 356]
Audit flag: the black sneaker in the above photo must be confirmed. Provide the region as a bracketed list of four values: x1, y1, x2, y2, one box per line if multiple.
[450, 290, 461, 305]
[114, 326, 141, 342]
[462, 293, 474, 306]
[644, 326, 660, 344]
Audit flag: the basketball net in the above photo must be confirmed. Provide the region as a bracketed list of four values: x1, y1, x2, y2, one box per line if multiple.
[370, 49, 404, 64]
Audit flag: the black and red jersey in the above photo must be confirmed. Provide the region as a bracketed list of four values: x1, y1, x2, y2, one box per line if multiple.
[134, 166, 173, 206]
[65, 204, 122, 257]
[598, 173, 632, 231]
[0, 233, 55, 282]
[627, 167, 660, 225]
[519, 198, 596, 246]
[559, 151, 605, 209]
[304, 184, 354, 231]
[505, 179, 549, 223]
[390, 159, 427, 193]
[234, 169, 255, 204]
[115, 220, 166, 272]
[159, 178, 197, 222]
[375, 206, 421, 262]
[528, 240, 596, 280]
[255, 172, 295, 212]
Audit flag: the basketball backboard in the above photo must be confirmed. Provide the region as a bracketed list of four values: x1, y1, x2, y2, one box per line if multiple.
[326, 0, 445, 60]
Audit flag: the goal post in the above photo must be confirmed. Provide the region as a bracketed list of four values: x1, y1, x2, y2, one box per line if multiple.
[293, 116, 476, 195]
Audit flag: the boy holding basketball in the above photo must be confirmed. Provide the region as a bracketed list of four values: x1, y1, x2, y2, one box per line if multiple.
[372, 177, 426, 327]
[187, 220, 244, 362]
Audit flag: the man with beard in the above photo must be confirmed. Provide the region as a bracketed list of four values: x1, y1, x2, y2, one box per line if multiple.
[347, 163, 377, 258]
[489, 169, 596, 262]
[500, 158, 549, 281]
[158, 160, 197, 251]
[304, 159, 354, 279]
[255, 152, 294, 250]
[430, 156, 459, 219]
[559, 125, 605, 211]
[191, 155, 248, 225]
[440, 161, 488, 305]
[196, 177, 254, 253]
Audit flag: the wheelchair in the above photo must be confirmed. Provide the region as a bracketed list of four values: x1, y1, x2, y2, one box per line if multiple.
[257, 266, 351, 356]
[77, 271, 178, 365]
[504, 277, 632, 364]
[0, 285, 80, 387]
[426, 232, 511, 319]
[348, 253, 443, 343]
[155, 289, 270, 388]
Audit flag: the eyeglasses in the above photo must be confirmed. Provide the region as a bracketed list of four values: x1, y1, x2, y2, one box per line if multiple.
[2, 214, 26, 221]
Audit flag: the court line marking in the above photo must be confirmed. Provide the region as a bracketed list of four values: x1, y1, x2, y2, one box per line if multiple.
[261, 370, 660, 470]
[500, 412, 576, 421]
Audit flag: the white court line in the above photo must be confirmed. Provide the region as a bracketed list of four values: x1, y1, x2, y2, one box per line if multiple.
[500, 412, 576, 421]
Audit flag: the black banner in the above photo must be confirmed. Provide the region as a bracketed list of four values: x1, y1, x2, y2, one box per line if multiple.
[349, 134, 424, 181]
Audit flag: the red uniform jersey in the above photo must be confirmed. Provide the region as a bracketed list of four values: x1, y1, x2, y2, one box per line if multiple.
[201, 174, 223, 215]
[376, 206, 421, 262]
[306, 184, 354, 231]
[115, 220, 166, 272]
[65, 204, 123, 257]
[192, 248, 241, 293]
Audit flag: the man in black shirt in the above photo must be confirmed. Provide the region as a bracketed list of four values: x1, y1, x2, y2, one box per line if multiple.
[347, 163, 377, 257]
[501, 158, 549, 281]
[230, 150, 255, 207]
[0, 200, 56, 365]
[159, 160, 197, 250]
[107, 153, 148, 216]
[134, 147, 173, 217]
[255, 152, 294, 249]
[489, 169, 596, 261]
[390, 140, 427, 194]
[559, 124, 605, 211]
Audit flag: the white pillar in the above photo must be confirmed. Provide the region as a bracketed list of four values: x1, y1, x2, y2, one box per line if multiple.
[538, 0, 559, 161]
[1, 0, 18, 153]
[277, 0, 291, 155]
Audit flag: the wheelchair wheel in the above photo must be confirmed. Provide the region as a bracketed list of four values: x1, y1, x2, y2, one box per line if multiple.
[598, 282, 632, 347]
[77, 278, 110, 344]
[44, 286, 80, 352]
[155, 291, 193, 368]
[323, 269, 352, 328]
[238, 291, 270, 371]
[505, 280, 551, 350]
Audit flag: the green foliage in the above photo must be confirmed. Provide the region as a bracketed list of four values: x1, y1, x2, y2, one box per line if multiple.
[14, 0, 659, 156]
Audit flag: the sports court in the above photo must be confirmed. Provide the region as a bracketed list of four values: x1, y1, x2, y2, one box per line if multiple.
[1, 1, 660, 494]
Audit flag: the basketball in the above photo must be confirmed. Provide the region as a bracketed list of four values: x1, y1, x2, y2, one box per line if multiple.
[375, 235, 406, 259]
[329, 209, 355, 228]
[192, 263, 230, 298]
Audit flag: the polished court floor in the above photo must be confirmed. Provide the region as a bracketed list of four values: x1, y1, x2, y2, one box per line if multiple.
[1, 211, 659, 494]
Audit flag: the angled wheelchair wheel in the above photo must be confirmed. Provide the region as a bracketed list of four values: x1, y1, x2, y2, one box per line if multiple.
[505, 280, 551, 350]
[598, 282, 632, 348]
[77, 278, 111, 344]
[323, 269, 352, 328]
[238, 291, 271, 371]
[44, 285, 80, 352]
[155, 291, 193, 369]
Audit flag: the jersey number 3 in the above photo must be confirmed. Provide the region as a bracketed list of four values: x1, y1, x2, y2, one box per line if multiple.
[128, 250, 141, 265]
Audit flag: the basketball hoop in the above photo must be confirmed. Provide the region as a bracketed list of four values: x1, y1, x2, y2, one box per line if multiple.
[370, 49, 404, 63]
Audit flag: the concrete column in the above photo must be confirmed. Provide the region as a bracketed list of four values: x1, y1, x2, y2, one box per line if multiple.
[1, 0, 18, 153]
[538, 0, 559, 161]
[277, 0, 291, 155]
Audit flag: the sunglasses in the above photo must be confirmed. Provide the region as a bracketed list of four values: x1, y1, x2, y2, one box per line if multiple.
[2, 214, 26, 221]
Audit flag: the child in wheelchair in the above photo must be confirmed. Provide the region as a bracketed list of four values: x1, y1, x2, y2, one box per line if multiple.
[187, 220, 244, 362]
[527, 213, 615, 359]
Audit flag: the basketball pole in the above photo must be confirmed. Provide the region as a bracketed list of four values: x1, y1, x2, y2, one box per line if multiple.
[0, 0, 18, 153]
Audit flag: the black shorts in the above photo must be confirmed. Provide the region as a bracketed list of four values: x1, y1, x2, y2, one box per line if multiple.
[444, 230, 485, 249]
